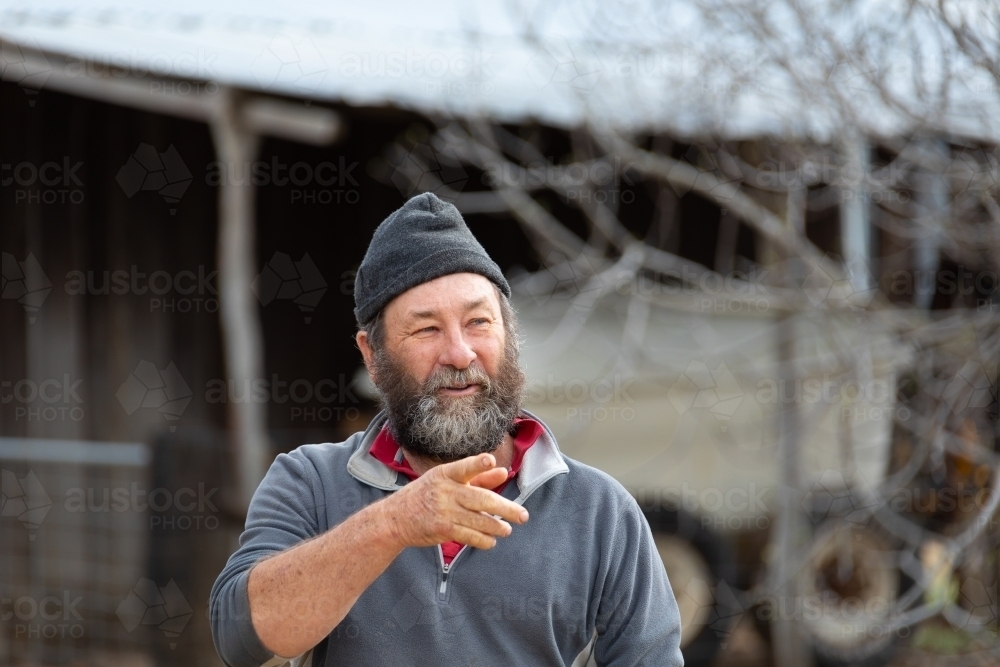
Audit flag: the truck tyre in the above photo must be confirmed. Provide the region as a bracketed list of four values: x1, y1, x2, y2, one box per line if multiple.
[801, 522, 904, 667]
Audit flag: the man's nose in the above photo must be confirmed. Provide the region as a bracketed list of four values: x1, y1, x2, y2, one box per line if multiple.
[438, 328, 477, 369]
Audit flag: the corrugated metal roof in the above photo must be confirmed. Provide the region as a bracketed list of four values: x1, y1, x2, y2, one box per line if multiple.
[1, 0, 998, 140]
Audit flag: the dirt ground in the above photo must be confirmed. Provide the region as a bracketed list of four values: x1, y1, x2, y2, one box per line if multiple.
[712, 613, 1000, 667]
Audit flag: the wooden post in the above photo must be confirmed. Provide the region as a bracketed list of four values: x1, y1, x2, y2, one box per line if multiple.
[211, 88, 268, 512]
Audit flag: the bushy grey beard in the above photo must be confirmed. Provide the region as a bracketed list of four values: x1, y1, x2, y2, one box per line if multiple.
[372, 336, 526, 462]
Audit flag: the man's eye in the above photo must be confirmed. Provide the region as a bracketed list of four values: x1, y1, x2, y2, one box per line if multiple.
[470, 318, 489, 326]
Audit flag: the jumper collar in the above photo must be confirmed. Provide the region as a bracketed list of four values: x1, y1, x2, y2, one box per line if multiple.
[346, 410, 569, 500]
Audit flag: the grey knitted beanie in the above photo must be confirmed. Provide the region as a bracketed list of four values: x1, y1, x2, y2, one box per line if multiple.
[354, 193, 510, 323]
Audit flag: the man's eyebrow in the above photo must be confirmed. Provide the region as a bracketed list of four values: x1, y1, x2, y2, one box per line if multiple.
[462, 297, 488, 311]
[405, 298, 491, 321]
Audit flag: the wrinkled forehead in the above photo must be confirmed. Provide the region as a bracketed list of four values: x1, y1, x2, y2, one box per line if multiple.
[385, 273, 500, 325]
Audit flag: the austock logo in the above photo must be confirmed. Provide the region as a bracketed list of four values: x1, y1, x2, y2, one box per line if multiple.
[2, 375, 86, 423]
[2, 157, 86, 205]
[1, 590, 85, 640]
[686, 579, 744, 649]
[116, 578, 192, 649]
[482, 154, 637, 206]
[525, 36, 602, 93]
[65, 482, 220, 531]
[666, 145, 743, 203]
[0, 38, 51, 105]
[525, 372, 637, 423]
[205, 156, 360, 205]
[253, 252, 328, 323]
[951, 576, 999, 632]
[941, 360, 995, 415]
[205, 373, 361, 423]
[116, 143, 193, 215]
[251, 33, 328, 95]
[667, 361, 744, 431]
[518, 250, 604, 309]
[1, 469, 52, 540]
[63, 264, 219, 314]
[115, 360, 193, 430]
[801, 470, 879, 526]
[389, 141, 468, 201]
[1, 252, 52, 323]
[798, 254, 878, 312]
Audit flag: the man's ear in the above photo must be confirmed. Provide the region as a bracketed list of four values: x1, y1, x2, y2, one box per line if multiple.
[356, 330, 377, 384]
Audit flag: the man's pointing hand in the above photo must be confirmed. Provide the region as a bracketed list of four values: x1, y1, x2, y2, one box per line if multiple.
[378, 453, 530, 551]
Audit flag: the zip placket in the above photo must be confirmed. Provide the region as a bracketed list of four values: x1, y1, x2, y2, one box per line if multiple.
[437, 544, 468, 601]
[435, 487, 554, 601]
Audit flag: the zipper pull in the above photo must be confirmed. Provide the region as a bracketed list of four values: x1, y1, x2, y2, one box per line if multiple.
[439, 564, 450, 596]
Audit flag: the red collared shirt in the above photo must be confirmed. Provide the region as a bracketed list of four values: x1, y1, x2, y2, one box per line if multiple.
[369, 417, 543, 564]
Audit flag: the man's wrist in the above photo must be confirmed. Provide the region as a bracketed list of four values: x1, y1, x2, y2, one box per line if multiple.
[367, 494, 409, 553]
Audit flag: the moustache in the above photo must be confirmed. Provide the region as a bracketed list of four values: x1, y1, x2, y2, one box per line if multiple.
[422, 364, 493, 396]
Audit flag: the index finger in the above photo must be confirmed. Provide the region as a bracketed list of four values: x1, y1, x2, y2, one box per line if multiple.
[458, 486, 530, 525]
[441, 453, 497, 484]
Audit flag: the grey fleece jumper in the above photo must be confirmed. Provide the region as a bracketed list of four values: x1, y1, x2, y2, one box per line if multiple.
[210, 412, 684, 667]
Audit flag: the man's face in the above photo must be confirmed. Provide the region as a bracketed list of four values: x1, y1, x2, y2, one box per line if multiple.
[358, 273, 525, 461]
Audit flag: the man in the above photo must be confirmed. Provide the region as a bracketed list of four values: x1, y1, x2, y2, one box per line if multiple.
[210, 193, 684, 667]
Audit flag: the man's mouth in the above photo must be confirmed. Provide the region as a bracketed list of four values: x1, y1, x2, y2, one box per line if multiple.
[437, 383, 481, 397]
